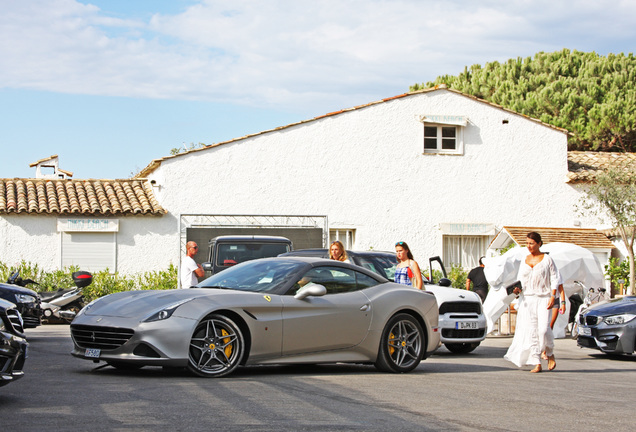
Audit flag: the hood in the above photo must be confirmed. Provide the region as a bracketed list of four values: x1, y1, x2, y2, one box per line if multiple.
[0, 283, 39, 297]
[84, 288, 253, 318]
[586, 296, 636, 316]
[426, 285, 481, 303]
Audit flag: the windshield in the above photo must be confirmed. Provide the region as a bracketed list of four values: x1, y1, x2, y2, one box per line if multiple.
[198, 259, 306, 293]
[356, 254, 397, 280]
[216, 243, 291, 267]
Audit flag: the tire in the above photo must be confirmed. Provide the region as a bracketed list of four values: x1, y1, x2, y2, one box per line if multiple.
[445, 342, 480, 354]
[187, 314, 244, 378]
[375, 313, 424, 373]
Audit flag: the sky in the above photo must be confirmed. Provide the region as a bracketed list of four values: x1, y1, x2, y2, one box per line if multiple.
[1, 0, 635, 179]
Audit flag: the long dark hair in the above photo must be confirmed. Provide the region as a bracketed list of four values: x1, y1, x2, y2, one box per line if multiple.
[527, 231, 543, 246]
[395, 241, 414, 260]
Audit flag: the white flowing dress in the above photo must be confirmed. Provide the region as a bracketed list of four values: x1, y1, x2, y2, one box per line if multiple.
[504, 254, 560, 367]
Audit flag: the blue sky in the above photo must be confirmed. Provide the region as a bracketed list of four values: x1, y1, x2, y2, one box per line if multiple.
[1, 0, 635, 179]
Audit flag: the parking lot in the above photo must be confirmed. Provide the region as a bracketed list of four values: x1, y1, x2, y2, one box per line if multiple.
[1, 324, 635, 432]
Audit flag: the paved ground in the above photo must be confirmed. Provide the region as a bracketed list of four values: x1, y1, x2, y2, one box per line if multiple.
[1, 325, 635, 431]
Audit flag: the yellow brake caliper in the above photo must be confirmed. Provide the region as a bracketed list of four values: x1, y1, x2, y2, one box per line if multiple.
[222, 328, 233, 357]
[389, 332, 395, 355]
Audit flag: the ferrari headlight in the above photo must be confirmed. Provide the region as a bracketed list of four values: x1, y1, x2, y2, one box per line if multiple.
[15, 294, 36, 303]
[603, 314, 636, 325]
[143, 298, 194, 323]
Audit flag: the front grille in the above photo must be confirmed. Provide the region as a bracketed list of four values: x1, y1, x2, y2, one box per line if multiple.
[580, 315, 603, 326]
[442, 328, 486, 339]
[22, 316, 40, 328]
[7, 310, 24, 334]
[71, 325, 134, 350]
[439, 302, 481, 315]
[577, 336, 598, 348]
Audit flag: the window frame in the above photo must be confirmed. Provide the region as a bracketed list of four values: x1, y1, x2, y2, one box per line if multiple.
[422, 123, 464, 155]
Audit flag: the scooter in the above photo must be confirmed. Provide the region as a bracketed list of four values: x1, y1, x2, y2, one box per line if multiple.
[7, 270, 93, 323]
[570, 280, 609, 338]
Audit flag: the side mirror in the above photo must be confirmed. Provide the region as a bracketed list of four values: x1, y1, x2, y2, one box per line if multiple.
[202, 262, 213, 272]
[294, 283, 327, 300]
[438, 278, 452, 287]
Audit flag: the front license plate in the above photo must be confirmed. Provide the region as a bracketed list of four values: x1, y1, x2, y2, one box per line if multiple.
[580, 327, 592, 337]
[455, 321, 477, 330]
[85, 348, 101, 358]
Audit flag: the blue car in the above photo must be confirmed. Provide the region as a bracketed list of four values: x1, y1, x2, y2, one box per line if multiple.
[577, 296, 636, 356]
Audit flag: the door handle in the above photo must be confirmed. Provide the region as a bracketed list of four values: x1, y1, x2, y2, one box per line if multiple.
[360, 304, 370, 311]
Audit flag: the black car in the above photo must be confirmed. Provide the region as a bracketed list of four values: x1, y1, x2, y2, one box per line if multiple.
[279, 249, 399, 281]
[577, 295, 636, 355]
[0, 298, 28, 387]
[0, 282, 42, 328]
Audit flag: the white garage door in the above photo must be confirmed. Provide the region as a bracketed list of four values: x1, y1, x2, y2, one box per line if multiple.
[61, 232, 116, 272]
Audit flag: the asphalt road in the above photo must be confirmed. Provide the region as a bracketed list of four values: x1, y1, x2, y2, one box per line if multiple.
[1, 325, 635, 432]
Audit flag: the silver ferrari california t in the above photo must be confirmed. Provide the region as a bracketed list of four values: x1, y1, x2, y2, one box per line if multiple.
[71, 257, 440, 377]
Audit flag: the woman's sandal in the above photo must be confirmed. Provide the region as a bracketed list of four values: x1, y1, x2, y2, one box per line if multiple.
[541, 351, 548, 360]
[548, 355, 556, 371]
[530, 365, 542, 373]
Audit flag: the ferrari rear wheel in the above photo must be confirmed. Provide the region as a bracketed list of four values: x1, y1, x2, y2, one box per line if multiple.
[375, 313, 424, 373]
[188, 314, 244, 378]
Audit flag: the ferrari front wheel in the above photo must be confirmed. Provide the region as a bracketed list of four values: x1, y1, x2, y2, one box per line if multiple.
[375, 313, 424, 373]
[188, 314, 244, 377]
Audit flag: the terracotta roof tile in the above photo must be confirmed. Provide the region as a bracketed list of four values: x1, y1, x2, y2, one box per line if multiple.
[0, 179, 166, 216]
[567, 151, 636, 183]
[500, 226, 615, 249]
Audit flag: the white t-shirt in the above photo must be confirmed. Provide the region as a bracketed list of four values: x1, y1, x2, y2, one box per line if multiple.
[181, 255, 199, 289]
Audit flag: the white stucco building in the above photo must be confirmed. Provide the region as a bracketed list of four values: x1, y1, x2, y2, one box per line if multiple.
[138, 86, 609, 270]
[0, 87, 626, 275]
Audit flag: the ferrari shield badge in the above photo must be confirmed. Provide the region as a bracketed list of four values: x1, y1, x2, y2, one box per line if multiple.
[263, 295, 271, 302]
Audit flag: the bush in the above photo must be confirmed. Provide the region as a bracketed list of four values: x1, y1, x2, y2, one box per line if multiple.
[0, 261, 178, 302]
[448, 264, 468, 290]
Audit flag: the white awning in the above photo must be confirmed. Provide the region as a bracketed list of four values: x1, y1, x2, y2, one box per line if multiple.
[418, 115, 468, 126]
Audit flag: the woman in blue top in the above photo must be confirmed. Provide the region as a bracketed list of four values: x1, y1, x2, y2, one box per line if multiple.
[394, 241, 423, 290]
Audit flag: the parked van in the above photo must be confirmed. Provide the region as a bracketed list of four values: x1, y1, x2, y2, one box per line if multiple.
[201, 235, 293, 275]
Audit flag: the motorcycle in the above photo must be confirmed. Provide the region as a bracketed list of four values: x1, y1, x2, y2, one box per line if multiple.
[7, 270, 93, 323]
[569, 280, 609, 338]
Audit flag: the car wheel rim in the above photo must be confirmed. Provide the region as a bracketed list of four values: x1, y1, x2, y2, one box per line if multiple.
[386, 319, 421, 368]
[189, 318, 240, 375]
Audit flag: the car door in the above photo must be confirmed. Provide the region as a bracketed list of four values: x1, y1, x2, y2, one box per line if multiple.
[280, 266, 373, 356]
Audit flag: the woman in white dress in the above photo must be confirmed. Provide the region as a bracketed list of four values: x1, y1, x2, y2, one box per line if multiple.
[504, 232, 561, 372]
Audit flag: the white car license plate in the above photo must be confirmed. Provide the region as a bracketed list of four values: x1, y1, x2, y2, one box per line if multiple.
[85, 348, 101, 358]
[456, 321, 477, 330]
[580, 327, 592, 337]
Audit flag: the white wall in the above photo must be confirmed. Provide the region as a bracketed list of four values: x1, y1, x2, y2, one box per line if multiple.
[0, 214, 177, 274]
[148, 89, 604, 266]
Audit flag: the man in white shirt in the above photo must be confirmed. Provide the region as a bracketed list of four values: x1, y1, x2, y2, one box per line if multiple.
[181, 241, 204, 288]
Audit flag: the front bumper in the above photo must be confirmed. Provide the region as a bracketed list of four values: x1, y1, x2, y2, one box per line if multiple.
[438, 313, 487, 344]
[0, 331, 28, 387]
[577, 322, 636, 355]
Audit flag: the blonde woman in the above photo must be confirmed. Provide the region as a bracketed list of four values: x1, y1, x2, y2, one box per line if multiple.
[329, 240, 350, 263]
[394, 241, 423, 290]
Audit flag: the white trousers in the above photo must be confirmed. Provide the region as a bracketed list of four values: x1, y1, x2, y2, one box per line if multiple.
[525, 294, 554, 365]
[504, 294, 554, 367]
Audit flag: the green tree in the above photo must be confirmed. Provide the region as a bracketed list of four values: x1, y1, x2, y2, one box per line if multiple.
[412, 49, 636, 152]
[578, 167, 636, 295]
